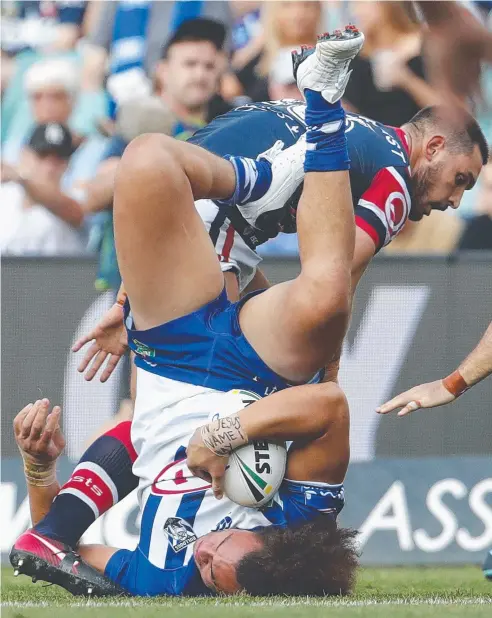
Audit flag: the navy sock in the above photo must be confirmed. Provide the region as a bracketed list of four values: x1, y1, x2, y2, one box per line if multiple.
[217, 154, 273, 207]
[34, 422, 138, 548]
[304, 90, 349, 173]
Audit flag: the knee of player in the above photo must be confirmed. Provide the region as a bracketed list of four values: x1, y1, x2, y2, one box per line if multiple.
[301, 276, 351, 326]
[236, 518, 359, 596]
[121, 133, 178, 176]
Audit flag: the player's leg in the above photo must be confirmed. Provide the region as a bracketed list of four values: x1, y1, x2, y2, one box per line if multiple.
[114, 136, 279, 330]
[113, 136, 233, 330]
[239, 28, 364, 381]
[23, 421, 137, 549]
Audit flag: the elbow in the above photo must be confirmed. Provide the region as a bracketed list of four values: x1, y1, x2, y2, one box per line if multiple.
[314, 383, 348, 433]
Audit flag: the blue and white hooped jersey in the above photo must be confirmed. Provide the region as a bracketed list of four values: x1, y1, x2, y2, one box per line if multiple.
[189, 99, 413, 252]
[105, 376, 345, 597]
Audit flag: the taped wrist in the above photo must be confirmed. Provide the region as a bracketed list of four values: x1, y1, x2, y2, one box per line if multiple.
[442, 370, 469, 398]
[201, 413, 248, 457]
[22, 454, 56, 487]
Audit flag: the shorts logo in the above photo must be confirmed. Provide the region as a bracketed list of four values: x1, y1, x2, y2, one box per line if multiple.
[132, 339, 155, 358]
[163, 517, 197, 553]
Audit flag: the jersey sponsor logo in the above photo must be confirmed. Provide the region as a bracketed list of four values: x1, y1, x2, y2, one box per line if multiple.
[132, 339, 155, 358]
[253, 441, 271, 475]
[163, 517, 198, 553]
[357, 167, 411, 245]
[385, 191, 407, 234]
[152, 459, 211, 496]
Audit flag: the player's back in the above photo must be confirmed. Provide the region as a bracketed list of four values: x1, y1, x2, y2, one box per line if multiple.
[189, 100, 411, 207]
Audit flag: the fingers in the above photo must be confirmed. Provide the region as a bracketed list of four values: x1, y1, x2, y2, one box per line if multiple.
[77, 341, 100, 373]
[212, 473, 224, 500]
[376, 391, 414, 414]
[13, 402, 34, 434]
[397, 401, 421, 417]
[39, 406, 62, 447]
[84, 350, 108, 381]
[100, 354, 122, 383]
[20, 400, 45, 438]
[29, 399, 51, 441]
[72, 333, 93, 353]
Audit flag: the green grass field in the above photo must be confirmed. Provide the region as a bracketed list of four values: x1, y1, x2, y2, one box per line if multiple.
[2, 566, 491, 618]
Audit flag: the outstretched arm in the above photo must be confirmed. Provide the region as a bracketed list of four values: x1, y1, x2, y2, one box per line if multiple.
[377, 320, 492, 416]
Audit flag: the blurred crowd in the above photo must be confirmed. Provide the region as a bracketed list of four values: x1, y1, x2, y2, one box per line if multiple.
[1, 1, 491, 287]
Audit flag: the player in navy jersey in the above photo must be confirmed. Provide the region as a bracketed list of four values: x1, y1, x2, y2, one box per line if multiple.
[11, 28, 488, 598]
[11, 27, 367, 598]
[72, 101, 487, 382]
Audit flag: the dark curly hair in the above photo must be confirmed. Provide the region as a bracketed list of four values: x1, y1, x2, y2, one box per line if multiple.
[236, 517, 359, 596]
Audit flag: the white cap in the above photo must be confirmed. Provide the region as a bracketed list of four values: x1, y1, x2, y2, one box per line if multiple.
[24, 58, 80, 96]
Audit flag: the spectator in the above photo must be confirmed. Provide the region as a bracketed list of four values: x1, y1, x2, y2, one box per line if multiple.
[81, 0, 233, 120]
[0, 123, 87, 256]
[3, 57, 80, 164]
[343, 1, 440, 126]
[268, 48, 301, 101]
[102, 18, 229, 162]
[0, 1, 88, 55]
[227, 0, 322, 102]
[458, 159, 492, 251]
[84, 96, 182, 291]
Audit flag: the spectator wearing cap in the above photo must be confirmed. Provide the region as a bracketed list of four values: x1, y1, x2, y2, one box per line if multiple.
[2, 58, 80, 164]
[0, 123, 87, 256]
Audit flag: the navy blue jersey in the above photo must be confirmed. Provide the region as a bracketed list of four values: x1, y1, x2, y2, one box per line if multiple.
[189, 100, 413, 251]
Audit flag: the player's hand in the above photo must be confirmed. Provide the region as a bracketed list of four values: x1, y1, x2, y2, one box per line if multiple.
[376, 380, 456, 417]
[14, 399, 66, 463]
[72, 302, 128, 382]
[187, 428, 228, 500]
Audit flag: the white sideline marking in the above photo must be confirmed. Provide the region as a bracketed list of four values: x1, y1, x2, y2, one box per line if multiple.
[3, 597, 492, 608]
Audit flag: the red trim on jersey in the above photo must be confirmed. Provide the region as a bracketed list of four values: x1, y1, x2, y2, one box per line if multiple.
[356, 215, 379, 248]
[105, 421, 137, 463]
[61, 467, 114, 514]
[389, 127, 410, 156]
[221, 225, 235, 262]
[359, 167, 410, 241]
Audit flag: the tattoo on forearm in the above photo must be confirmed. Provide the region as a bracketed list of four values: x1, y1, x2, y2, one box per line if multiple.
[201, 413, 248, 457]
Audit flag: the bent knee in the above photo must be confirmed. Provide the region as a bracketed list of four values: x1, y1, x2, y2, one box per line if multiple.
[120, 133, 178, 172]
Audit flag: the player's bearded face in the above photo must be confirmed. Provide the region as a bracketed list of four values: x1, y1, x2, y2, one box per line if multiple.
[409, 160, 445, 221]
[194, 530, 263, 593]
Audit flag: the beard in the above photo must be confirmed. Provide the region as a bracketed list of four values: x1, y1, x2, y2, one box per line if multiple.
[409, 161, 444, 221]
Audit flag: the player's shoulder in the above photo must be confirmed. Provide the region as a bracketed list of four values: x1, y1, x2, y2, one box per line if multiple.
[346, 112, 410, 170]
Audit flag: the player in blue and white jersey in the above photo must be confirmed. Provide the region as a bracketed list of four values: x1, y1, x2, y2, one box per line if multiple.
[11, 27, 367, 597]
[12, 380, 353, 597]
[11, 27, 487, 597]
[71, 99, 488, 377]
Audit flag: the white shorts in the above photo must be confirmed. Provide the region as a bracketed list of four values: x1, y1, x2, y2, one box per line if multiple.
[195, 199, 261, 291]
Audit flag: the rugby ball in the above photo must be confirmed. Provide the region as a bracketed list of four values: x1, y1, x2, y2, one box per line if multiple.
[216, 389, 287, 508]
